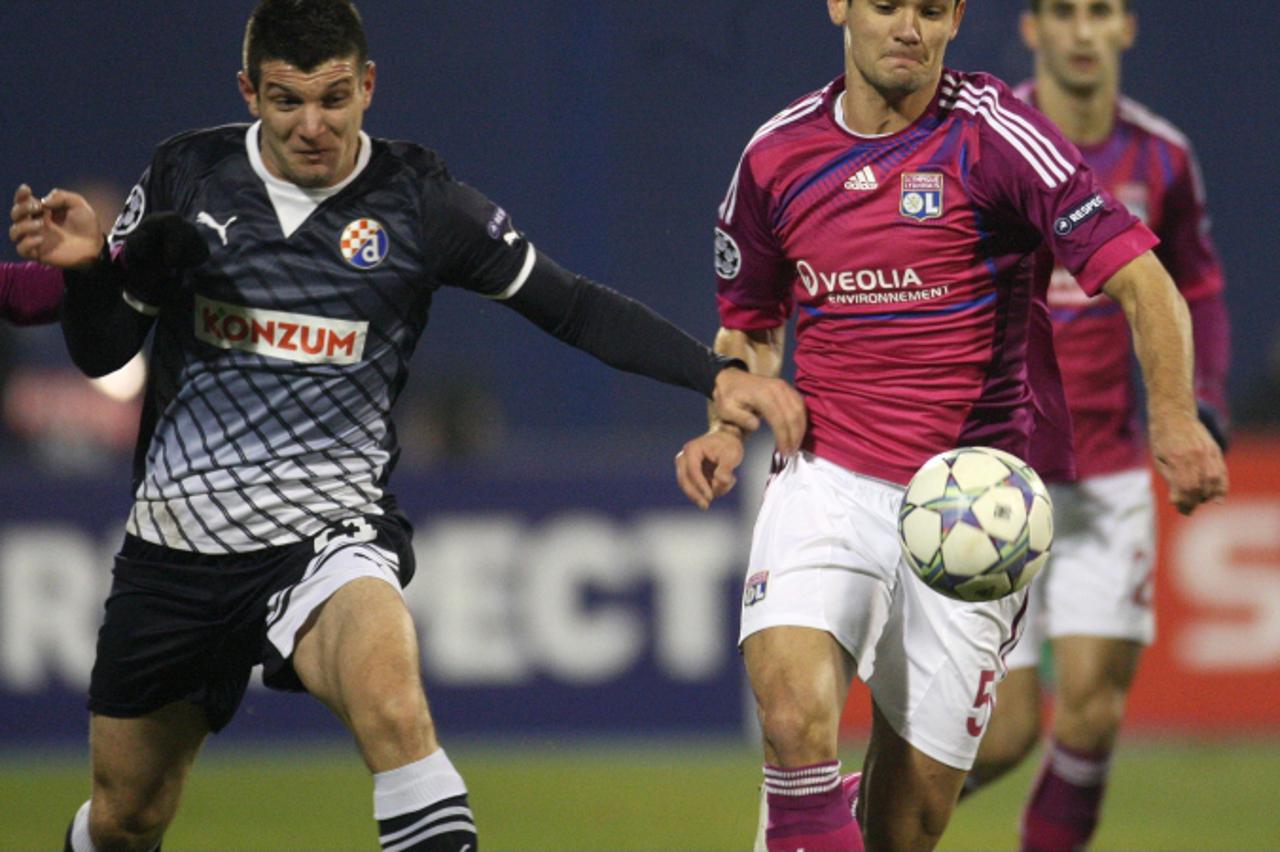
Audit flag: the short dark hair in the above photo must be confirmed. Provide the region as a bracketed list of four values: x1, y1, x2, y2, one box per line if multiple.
[242, 0, 368, 89]
[1028, 0, 1131, 10]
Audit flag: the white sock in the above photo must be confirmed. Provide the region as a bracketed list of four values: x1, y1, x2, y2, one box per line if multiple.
[373, 748, 469, 820]
[69, 800, 97, 852]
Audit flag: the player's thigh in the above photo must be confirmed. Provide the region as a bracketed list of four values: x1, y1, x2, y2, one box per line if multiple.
[291, 574, 426, 719]
[738, 452, 902, 683]
[265, 517, 422, 712]
[1051, 634, 1143, 718]
[89, 701, 209, 826]
[861, 700, 967, 852]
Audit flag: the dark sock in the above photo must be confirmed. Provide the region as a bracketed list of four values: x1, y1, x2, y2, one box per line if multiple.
[1021, 740, 1111, 852]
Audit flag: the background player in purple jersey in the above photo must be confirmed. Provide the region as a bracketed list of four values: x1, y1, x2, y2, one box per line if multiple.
[8, 2, 805, 851]
[960, 2, 1232, 850]
[674, 1, 1226, 850]
[0, 254, 62, 325]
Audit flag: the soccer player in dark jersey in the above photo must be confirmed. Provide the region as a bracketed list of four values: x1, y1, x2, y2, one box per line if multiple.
[959, 2, 1231, 850]
[673, 1, 1226, 850]
[7, 2, 806, 851]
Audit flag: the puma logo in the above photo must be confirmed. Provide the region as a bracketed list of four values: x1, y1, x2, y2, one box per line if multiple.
[197, 211, 238, 246]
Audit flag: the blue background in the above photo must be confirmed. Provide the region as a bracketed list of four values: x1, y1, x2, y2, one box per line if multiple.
[1, 1, 1276, 446]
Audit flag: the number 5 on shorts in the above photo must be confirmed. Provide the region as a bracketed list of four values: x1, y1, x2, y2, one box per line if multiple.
[966, 669, 996, 737]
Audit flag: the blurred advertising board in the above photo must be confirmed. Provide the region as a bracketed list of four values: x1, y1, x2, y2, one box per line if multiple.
[0, 461, 755, 745]
[7, 436, 1276, 748]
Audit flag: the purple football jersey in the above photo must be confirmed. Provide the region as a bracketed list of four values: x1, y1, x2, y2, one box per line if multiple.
[1015, 82, 1228, 478]
[715, 70, 1157, 485]
[0, 261, 63, 325]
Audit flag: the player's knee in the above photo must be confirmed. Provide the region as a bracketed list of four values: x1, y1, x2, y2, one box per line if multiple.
[756, 693, 838, 762]
[1059, 684, 1127, 745]
[863, 797, 951, 852]
[90, 794, 173, 852]
[350, 681, 432, 748]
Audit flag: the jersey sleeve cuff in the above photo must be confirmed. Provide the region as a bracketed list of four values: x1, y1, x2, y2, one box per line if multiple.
[484, 244, 537, 301]
[716, 295, 790, 330]
[1073, 222, 1160, 296]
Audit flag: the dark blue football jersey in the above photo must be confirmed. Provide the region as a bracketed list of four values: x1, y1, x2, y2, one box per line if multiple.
[108, 122, 532, 553]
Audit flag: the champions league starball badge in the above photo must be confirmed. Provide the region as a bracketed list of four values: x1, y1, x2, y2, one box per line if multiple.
[110, 184, 147, 239]
[339, 219, 390, 269]
[714, 227, 742, 279]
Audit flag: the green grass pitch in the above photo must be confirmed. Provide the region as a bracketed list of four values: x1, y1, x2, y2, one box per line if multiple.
[3, 737, 1277, 850]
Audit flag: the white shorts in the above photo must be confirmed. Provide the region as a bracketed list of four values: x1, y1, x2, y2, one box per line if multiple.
[739, 452, 1028, 770]
[1005, 468, 1156, 670]
[265, 527, 405, 665]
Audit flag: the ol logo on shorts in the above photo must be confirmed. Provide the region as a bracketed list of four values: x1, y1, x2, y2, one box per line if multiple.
[339, 218, 390, 269]
[743, 570, 769, 607]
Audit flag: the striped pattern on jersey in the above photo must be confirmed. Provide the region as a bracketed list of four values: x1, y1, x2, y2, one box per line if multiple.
[940, 72, 1076, 189]
[117, 125, 530, 553]
[127, 258, 405, 552]
[1011, 82, 1226, 479]
[719, 87, 830, 224]
[714, 69, 1150, 486]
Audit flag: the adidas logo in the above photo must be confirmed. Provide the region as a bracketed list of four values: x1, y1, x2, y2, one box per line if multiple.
[844, 165, 878, 191]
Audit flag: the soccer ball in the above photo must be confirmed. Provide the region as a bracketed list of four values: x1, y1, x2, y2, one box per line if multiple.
[897, 446, 1053, 602]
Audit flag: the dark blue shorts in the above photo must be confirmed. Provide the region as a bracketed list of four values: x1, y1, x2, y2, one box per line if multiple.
[88, 513, 414, 732]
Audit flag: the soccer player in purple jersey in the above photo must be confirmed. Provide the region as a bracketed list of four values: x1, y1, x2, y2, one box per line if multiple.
[960, 2, 1231, 850]
[8, 2, 806, 851]
[0, 254, 63, 325]
[674, 1, 1226, 850]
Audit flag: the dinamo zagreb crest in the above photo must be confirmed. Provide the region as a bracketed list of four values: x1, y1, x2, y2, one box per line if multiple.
[340, 218, 390, 269]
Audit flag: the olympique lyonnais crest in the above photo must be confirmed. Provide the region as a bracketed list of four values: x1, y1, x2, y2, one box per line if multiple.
[743, 570, 769, 607]
[900, 172, 945, 222]
[339, 218, 390, 269]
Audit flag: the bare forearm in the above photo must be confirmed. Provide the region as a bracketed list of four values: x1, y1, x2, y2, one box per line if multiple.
[1105, 252, 1195, 421]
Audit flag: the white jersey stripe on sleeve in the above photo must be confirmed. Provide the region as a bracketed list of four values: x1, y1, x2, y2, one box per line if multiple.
[486, 244, 537, 301]
[720, 93, 826, 224]
[121, 290, 160, 317]
[942, 92, 1060, 188]
[941, 84, 1074, 189]
[960, 81, 1076, 175]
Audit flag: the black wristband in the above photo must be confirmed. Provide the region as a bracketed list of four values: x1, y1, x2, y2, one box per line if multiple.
[1197, 401, 1230, 452]
[715, 356, 749, 375]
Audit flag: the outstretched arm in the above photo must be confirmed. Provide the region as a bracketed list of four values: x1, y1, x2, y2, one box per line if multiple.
[501, 251, 804, 450]
[1103, 250, 1227, 513]
[675, 326, 791, 509]
[9, 185, 208, 376]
